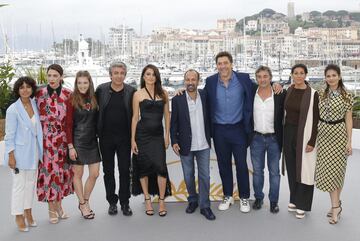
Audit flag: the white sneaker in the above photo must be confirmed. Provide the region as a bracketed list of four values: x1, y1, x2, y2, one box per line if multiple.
[240, 198, 250, 213]
[288, 203, 296, 212]
[218, 196, 234, 211]
[295, 209, 305, 219]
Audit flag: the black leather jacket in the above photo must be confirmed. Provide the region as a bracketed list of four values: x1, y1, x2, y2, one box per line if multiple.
[95, 81, 136, 138]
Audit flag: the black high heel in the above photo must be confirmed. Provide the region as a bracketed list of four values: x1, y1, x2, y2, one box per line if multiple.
[327, 200, 341, 217]
[144, 196, 154, 216]
[158, 197, 167, 217]
[78, 202, 94, 220]
[329, 206, 342, 224]
[84, 199, 95, 216]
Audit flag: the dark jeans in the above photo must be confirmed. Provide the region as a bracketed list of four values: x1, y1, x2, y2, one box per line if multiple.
[283, 123, 314, 211]
[180, 148, 210, 209]
[213, 122, 250, 199]
[250, 133, 281, 202]
[99, 136, 131, 206]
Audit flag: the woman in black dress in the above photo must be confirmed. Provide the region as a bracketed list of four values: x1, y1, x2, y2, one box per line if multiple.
[131, 64, 171, 217]
[66, 71, 101, 219]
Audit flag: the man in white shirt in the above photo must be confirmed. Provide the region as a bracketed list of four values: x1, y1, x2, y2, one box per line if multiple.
[170, 69, 215, 220]
[250, 66, 286, 213]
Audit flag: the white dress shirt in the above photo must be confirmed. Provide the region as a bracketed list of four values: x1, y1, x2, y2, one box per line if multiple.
[253, 88, 275, 134]
[186, 91, 209, 151]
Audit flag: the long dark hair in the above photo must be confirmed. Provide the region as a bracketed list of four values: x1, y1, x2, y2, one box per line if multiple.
[140, 64, 167, 102]
[322, 64, 350, 103]
[71, 70, 97, 110]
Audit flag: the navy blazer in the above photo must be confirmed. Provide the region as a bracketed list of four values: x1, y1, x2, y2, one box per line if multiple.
[170, 90, 211, 156]
[204, 71, 254, 141]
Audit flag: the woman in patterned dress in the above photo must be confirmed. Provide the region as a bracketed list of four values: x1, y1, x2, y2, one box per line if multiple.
[36, 64, 74, 224]
[315, 64, 353, 224]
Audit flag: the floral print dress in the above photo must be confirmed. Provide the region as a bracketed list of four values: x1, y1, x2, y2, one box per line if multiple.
[36, 86, 74, 202]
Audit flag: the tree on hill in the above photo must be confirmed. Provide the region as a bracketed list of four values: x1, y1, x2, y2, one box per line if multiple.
[310, 11, 322, 18]
[337, 10, 349, 17]
[259, 8, 276, 18]
[323, 10, 337, 17]
[350, 12, 360, 21]
[235, 8, 285, 33]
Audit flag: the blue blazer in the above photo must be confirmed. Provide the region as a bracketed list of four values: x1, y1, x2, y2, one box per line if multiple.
[204, 71, 254, 140]
[170, 90, 211, 156]
[3, 98, 43, 170]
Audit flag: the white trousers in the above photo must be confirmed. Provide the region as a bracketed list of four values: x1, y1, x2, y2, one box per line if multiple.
[11, 170, 37, 216]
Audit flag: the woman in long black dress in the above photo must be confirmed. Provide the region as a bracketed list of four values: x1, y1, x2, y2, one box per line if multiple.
[283, 64, 319, 219]
[131, 64, 171, 217]
[66, 71, 101, 219]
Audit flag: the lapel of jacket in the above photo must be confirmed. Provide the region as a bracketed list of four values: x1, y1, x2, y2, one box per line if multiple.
[233, 71, 246, 90]
[208, 74, 218, 107]
[199, 90, 206, 118]
[15, 98, 34, 133]
[180, 94, 190, 124]
[31, 98, 41, 135]
[123, 84, 129, 111]
[273, 93, 278, 125]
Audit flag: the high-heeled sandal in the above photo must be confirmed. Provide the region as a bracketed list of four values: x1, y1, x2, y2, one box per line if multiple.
[16, 216, 29, 232]
[78, 202, 94, 219]
[24, 213, 37, 227]
[84, 199, 95, 216]
[327, 200, 342, 217]
[329, 206, 342, 224]
[48, 210, 59, 224]
[25, 217, 37, 227]
[144, 196, 154, 216]
[57, 207, 70, 219]
[158, 197, 167, 217]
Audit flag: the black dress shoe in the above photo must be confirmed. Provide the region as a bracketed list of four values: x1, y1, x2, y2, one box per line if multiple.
[200, 208, 216, 220]
[252, 199, 263, 210]
[121, 204, 133, 216]
[270, 202, 279, 214]
[186, 202, 198, 214]
[108, 204, 118, 215]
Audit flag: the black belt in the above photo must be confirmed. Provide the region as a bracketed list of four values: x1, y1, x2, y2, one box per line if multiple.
[254, 131, 275, 137]
[319, 118, 345, 125]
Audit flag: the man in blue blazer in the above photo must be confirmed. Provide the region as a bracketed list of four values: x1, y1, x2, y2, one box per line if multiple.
[170, 69, 215, 220]
[204, 51, 253, 213]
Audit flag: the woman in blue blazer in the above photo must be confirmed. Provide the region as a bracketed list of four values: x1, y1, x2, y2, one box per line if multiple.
[4, 77, 43, 232]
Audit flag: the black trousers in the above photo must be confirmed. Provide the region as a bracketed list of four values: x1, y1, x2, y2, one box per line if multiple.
[99, 136, 131, 206]
[283, 123, 314, 211]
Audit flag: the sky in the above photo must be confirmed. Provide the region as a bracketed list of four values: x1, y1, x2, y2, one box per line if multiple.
[0, 0, 359, 50]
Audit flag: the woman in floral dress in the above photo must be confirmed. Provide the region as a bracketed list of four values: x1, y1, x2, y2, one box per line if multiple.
[36, 64, 74, 224]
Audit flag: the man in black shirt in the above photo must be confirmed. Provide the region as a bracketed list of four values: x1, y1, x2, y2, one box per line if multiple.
[96, 62, 136, 216]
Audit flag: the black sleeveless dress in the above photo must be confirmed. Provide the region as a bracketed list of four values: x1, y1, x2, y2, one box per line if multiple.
[131, 93, 171, 197]
[71, 107, 101, 165]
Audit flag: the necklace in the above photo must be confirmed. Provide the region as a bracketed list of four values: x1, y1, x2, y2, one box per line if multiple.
[21, 100, 31, 110]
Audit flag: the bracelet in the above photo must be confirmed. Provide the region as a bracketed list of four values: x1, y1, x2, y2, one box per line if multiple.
[69, 147, 74, 150]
